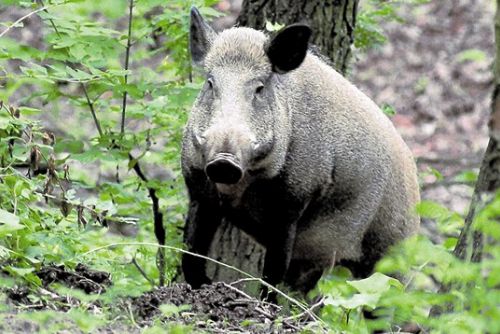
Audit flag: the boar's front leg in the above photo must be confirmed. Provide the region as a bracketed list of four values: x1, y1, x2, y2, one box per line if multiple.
[182, 174, 221, 289]
[261, 220, 298, 302]
[259, 190, 308, 302]
[182, 200, 221, 288]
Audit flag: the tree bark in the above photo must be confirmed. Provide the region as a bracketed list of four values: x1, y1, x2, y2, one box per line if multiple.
[207, 0, 359, 289]
[453, 0, 500, 264]
[238, 0, 359, 74]
[430, 0, 500, 317]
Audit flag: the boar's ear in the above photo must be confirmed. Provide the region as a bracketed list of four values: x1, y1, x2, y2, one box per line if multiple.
[265, 24, 312, 73]
[190, 7, 217, 65]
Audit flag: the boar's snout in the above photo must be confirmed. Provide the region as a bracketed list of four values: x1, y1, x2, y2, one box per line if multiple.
[205, 153, 243, 184]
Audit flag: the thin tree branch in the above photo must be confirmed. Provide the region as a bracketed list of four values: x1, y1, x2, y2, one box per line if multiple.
[82, 84, 103, 137]
[121, 0, 134, 135]
[0, 5, 49, 38]
[37, 1, 102, 139]
[37, 0, 61, 38]
[132, 257, 155, 286]
[128, 152, 166, 286]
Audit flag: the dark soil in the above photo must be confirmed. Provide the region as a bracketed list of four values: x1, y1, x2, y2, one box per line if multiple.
[131, 282, 314, 333]
[36, 263, 111, 294]
[6, 263, 111, 312]
[5, 265, 316, 333]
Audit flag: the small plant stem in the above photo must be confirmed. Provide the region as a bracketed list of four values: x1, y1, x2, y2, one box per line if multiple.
[128, 153, 166, 286]
[121, 0, 134, 135]
[37, 0, 61, 38]
[0, 6, 49, 38]
[132, 257, 155, 286]
[82, 84, 103, 137]
[38, 0, 103, 138]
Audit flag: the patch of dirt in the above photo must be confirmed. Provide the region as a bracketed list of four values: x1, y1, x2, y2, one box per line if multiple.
[131, 282, 315, 333]
[5, 265, 316, 333]
[6, 263, 111, 312]
[36, 263, 112, 294]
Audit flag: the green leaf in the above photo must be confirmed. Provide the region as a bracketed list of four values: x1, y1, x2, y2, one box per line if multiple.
[381, 103, 396, 117]
[0, 209, 24, 237]
[4, 266, 34, 278]
[453, 170, 478, 183]
[265, 21, 285, 32]
[159, 303, 191, 317]
[455, 49, 487, 63]
[17, 106, 41, 115]
[347, 272, 403, 294]
[325, 292, 381, 309]
[54, 139, 85, 154]
[416, 201, 451, 220]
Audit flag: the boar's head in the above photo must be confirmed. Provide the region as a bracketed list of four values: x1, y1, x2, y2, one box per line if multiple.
[184, 7, 311, 189]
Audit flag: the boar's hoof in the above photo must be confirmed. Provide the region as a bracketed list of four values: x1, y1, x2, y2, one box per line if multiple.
[205, 154, 243, 184]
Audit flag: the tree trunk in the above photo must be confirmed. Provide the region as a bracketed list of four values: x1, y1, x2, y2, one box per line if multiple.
[238, 0, 359, 74]
[453, 0, 500, 264]
[207, 0, 359, 290]
[430, 0, 500, 317]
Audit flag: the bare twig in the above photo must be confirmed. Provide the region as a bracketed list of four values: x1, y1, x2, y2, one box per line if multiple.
[132, 257, 155, 286]
[128, 153, 166, 286]
[121, 0, 134, 135]
[0, 5, 50, 38]
[82, 84, 103, 137]
[229, 277, 262, 286]
[38, 191, 134, 225]
[222, 282, 254, 300]
[282, 320, 301, 331]
[36, 1, 102, 138]
[283, 296, 325, 322]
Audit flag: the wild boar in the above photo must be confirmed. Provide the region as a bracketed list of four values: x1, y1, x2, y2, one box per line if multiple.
[181, 7, 420, 295]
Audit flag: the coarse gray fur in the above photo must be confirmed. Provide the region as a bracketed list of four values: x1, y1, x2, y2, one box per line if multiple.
[181, 8, 420, 294]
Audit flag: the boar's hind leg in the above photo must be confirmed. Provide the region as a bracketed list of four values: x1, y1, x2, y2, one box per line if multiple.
[337, 228, 387, 278]
[182, 199, 221, 289]
[284, 259, 324, 295]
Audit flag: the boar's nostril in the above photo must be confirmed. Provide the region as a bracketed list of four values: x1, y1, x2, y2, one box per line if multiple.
[205, 155, 243, 184]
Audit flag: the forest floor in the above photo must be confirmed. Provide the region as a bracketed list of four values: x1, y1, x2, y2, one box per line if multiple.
[5, 264, 313, 333]
[1, 0, 496, 333]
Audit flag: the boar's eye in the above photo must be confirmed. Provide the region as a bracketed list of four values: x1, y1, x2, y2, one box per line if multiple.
[255, 84, 264, 95]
